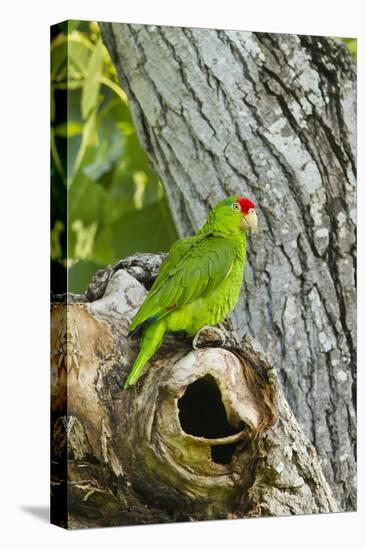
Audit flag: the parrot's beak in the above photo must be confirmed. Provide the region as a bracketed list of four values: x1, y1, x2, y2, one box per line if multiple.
[240, 209, 257, 233]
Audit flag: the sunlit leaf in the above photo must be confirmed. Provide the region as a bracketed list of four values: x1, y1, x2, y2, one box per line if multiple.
[81, 39, 104, 119]
[133, 171, 148, 209]
[117, 121, 134, 135]
[89, 21, 100, 35]
[51, 220, 65, 260]
[51, 30, 94, 52]
[99, 75, 128, 104]
[68, 41, 91, 77]
[51, 32, 93, 85]
[340, 37, 357, 61]
[72, 219, 98, 259]
[54, 120, 84, 138]
[68, 20, 80, 32]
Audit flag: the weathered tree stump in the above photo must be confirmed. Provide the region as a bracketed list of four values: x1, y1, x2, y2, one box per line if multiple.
[51, 254, 338, 529]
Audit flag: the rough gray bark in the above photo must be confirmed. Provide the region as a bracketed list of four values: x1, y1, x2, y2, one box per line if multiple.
[51, 255, 338, 529]
[100, 24, 357, 510]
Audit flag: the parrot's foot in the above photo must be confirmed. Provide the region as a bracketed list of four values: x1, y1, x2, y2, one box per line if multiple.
[192, 325, 227, 349]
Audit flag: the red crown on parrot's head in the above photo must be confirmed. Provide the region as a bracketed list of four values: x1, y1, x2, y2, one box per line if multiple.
[237, 197, 255, 214]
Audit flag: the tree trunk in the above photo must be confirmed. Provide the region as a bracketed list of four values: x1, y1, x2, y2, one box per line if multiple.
[51, 255, 338, 528]
[100, 24, 357, 511]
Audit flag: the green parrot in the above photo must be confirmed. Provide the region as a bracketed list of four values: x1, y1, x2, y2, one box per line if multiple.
[123, 195, 257, 389]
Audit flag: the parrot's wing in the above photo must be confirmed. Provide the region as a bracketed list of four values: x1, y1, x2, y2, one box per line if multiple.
[129, 235, 238, 335]
[148, 234, 202, 295]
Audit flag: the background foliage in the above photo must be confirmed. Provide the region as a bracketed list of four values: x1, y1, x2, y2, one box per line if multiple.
[50, 22, 356, 294]
[341, 37, 356, 60]
[51, 21, 177, 293]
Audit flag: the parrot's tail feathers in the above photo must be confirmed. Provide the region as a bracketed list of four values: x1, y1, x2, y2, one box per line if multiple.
[124, 321, 166, 389]
[128, 323, 145, 340]
[128, 312, 165, 339]
[123, 353, 148, 389]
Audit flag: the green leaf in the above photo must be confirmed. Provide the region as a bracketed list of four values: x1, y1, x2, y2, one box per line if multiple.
[83, 131, 122, 180]
[57, 20, 80, 34]
[72, 219, 98, 260]
[68, 171, 107, 225]
[50, 85, 55, 122]
[341, 37, 357, 61]
[68, 260, 104, 294]
[117, 121, 134, 136]
[68, 20, 80, 32]
[81, 40, 104, 119]
[51, 220, 65, 260]
[67, 109, 97, 186]
[108, 199, 178, 260]
[51, 37, 67, 80]
[51, 31, 93, 82]
[99, 75, 128, 104]
[67, 173, 108, 259]
[54, 120, 84, 138]
[68, 41, 91, 77]
[54, 79, 84, 90]
[50, 128, 65, 181]
[52, 30, 94, 52]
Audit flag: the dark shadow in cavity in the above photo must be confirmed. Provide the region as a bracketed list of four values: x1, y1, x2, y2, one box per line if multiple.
[178, 374, 243, 465]
[211, 442, 240, 465]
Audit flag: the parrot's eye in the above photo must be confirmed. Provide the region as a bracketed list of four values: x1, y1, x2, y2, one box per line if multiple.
[232, 202, 241, 211]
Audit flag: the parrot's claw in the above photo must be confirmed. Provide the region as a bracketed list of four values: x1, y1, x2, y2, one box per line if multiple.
[192, 325, 227, 349]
